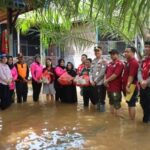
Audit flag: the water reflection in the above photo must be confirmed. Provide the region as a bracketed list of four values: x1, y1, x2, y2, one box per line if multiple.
[0, 117, 2, 131]
[16, 129, 85, 150]
[0, 95, 150, 150]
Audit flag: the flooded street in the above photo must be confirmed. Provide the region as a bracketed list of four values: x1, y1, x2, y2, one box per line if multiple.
[0, 90, 150, 150]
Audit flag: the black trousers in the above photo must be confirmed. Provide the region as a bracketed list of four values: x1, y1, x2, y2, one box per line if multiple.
[83, 86, 98, 106]
[32, 79, 42, 102]
[10, 90, 15, 103]
[0, 83, 11, 110]
[140, 87, 150, 123]
[55, 87, 65, 102]
[16, 81, 28, 103]
[96, 84, 106, 105]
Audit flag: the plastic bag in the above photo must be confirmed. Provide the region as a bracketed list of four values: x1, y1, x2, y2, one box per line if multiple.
[42, 70, 51, 84]
[58, 72, 73, 86]
[74, 75, 90, 87]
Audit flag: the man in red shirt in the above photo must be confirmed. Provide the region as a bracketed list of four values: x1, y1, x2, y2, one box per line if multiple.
[122, 46, 139, 120]
[138, 41, 150, 123]
[77, 54, 87, 96]
[104, 49, 124, 116]
[77, 54, 87, 75]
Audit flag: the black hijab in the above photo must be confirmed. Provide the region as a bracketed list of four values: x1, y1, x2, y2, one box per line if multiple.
[7, 56, 14, 69]
[66, 62, 76, 77]
[58, 58, 65, 69]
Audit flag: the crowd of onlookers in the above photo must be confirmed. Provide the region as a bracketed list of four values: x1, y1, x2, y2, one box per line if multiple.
[0, 41, 150, 123]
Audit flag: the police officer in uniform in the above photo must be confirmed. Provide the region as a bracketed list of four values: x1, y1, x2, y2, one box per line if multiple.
[90, 46, 107, 112]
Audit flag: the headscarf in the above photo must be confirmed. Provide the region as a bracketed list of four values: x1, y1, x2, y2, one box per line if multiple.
[7, 56, 14, 69]
[66, 62, 76, 77]
[66, 62, 74, 71]
[58, 58, 65, 69]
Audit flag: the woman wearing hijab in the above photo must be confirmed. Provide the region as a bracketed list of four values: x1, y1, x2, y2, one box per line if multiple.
[30, 54, 43, 102]
[62, 62, 77, 103]
[54, 58, 66, 102]
[7, 56, 18, 103]
[0, 54, 12, 110]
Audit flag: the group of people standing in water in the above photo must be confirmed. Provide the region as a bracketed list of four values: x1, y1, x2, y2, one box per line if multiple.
[0, 41, 150, 124]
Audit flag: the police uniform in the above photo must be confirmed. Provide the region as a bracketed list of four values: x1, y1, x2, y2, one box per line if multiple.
[90, 57, 107, 111]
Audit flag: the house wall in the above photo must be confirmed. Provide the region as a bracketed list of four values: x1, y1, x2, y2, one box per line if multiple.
[0, 23, 40, 57]
[62, 22, 96, 68]
[0, 22, 127, 67]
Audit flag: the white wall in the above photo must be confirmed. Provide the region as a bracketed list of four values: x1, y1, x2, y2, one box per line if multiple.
[63, 22, 96, 68]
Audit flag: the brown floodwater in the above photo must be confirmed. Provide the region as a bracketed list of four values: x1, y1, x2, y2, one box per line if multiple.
[0, 90, 150, 150]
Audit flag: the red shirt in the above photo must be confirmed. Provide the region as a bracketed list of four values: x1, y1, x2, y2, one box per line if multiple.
[141, 57, 150, 80]
[106, 60, 124, 92]
[122, 57, 139, 91]
[77, 64, 85, 75]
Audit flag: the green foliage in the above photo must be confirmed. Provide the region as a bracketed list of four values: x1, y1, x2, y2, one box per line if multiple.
[13, 0, 150, 48]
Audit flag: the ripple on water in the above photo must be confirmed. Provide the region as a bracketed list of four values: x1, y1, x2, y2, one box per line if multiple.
[0, 117, 2, 131]
[16, 129, 85, 150]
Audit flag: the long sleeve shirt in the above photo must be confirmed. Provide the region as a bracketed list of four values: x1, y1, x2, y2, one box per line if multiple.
[55, 66, 66, 77]
[138, 58, 150, 87]
[0, 63, 12, 85]
[90, 57, 107, 85]
[9, 66, 18, 90]
[30, 62, 43, 81]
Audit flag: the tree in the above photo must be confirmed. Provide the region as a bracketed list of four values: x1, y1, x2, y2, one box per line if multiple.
[2, 0, 149, 51]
